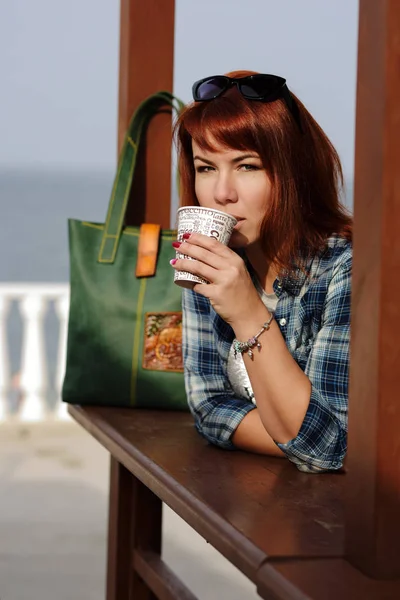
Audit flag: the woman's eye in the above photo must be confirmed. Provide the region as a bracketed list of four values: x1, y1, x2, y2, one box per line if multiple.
[239, 163, 260, 171]
[195, 166, 214, 173]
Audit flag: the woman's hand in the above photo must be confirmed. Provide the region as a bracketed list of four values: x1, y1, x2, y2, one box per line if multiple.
[171, 233, 267, 327]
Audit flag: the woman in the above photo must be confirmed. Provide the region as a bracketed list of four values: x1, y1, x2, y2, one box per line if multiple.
[170, 71, 352, 473]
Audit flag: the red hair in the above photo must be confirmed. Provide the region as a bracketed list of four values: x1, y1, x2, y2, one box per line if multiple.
[174, 70, 353, 274]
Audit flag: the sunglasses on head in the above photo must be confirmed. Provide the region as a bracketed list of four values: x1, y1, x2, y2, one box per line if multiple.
[192, 74, 302, 131]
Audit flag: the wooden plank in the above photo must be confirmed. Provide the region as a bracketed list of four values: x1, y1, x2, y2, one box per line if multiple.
[257, 558, 400, 600]
[68, 405, 345, 582]
[118, 0, 175, 228]
[346, 0, 400, 579]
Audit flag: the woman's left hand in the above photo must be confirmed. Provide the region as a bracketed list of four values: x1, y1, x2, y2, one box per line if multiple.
[171, 233, 266, 327]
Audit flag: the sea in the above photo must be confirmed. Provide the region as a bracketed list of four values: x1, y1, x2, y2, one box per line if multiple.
[0, 168, 354, 282]
[1, 168, 353, 408]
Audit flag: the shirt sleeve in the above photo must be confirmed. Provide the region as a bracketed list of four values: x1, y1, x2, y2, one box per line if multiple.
[182, 287, 256, 449]
[276, 255, 352, 473]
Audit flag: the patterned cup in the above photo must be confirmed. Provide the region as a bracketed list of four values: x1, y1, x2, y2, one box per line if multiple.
[174, 206, 237, 289]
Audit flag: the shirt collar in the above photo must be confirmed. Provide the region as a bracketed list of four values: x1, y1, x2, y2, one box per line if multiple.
[275, 267, 308, 297]
[240, 235, 349, 298]
[275, 236, 350, 296]
[241, 250, 312, 298]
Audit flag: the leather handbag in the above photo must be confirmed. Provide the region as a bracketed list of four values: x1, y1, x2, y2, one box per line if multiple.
[62, 92, 188, 410]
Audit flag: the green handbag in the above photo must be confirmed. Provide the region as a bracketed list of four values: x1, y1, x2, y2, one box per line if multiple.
[62, 92, 188, 410]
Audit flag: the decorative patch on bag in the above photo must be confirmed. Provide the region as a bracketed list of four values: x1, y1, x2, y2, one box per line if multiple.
[142, 312, 183, 372]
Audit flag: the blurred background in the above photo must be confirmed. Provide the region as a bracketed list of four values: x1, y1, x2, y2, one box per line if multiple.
[0, 1, 359, 598]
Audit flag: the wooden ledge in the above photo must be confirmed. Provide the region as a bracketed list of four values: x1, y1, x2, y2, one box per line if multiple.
[257, 558, 400, 600]
[68, 404, 346, 585]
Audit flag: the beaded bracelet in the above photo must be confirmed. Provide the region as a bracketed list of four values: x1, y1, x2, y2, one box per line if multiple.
[233, 312, 274, 360]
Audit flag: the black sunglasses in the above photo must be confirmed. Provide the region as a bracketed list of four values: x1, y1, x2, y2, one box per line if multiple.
[192, 74, 302, 131]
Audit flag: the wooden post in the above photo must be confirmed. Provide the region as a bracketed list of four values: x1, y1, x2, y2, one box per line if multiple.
[106, 2, 175, 596]
[346, 0, 400, 579]
[106, 460, 162, 600]
[118, 0, 175, 229]
[106, 459, 135, 599]
[131, 479, 162, 600]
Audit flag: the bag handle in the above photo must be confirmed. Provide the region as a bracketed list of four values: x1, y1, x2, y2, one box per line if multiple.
[97, 92, 184, 264]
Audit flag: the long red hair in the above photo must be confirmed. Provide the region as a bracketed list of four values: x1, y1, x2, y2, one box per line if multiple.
[174, 70, 352, 273]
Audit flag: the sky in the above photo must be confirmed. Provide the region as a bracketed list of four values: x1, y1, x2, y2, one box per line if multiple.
[1, 0, 359, 180]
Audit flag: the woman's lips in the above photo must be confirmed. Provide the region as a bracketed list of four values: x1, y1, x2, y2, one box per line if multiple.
[232, 218, 244, 230]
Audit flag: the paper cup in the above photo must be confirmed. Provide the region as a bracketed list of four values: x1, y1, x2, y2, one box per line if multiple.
[174, 206, 237, 289]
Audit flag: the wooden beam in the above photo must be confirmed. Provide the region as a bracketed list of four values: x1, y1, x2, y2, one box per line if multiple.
[118, 0, 175, 228]
[346, 0, 400, 579]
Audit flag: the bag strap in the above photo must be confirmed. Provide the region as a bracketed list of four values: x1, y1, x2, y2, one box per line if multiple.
[97, 92, 184, 264]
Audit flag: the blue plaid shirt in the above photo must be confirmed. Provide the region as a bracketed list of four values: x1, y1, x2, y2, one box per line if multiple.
[182, 235, 352, 473]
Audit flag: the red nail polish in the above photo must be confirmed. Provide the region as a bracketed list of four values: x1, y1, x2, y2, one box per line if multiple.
[182, 233, 191, 240]
[172, 241, 181, 249]
[170, 258, 177, 265]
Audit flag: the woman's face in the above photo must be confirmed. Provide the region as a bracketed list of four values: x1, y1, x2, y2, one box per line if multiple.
[192, 138, 272, 248]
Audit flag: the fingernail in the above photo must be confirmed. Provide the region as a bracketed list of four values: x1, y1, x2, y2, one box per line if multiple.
[182, 233, 191, 240]
[172, 241, 181, 249]
[170, 259, 177, 265]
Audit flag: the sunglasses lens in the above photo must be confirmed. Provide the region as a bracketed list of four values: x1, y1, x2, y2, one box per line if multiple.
[195, 77, 228, 100]
[240, 75, 282, 99]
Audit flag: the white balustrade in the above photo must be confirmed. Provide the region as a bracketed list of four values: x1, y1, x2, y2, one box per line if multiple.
[0, 284, 70, 422]
[54, 294, 70, 420]
[19, 294, 48, 421]
[0, 296, 10, 420]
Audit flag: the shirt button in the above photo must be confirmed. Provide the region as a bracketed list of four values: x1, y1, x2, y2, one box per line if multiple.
[279, 318, 287, 327]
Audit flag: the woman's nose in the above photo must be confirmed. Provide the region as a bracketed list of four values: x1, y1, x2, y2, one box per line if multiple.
[213, 174, 238, 205]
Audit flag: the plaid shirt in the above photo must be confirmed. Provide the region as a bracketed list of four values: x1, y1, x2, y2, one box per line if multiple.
[182, 235, 352, 473]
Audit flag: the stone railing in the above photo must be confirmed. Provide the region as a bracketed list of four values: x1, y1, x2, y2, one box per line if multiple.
[0, 283, 70, 421]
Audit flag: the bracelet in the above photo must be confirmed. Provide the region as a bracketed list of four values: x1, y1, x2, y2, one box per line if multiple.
[233, 312, 274, 360]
